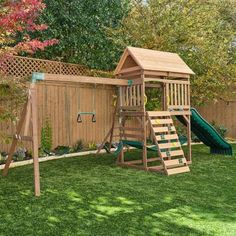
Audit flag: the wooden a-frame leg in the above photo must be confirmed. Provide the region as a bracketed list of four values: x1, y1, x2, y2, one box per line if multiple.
[96, 128, 112, 154]
[2, 101, 29, 176]
[31, 86, 40, 197]
[108, 100, 118, 151]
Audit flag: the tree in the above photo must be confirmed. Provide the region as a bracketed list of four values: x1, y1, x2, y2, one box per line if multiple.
[0, 0, 57, 64]
[28, 0, 130, 70]
[0, 0, 58, 123]
[110, 0, 236, 105]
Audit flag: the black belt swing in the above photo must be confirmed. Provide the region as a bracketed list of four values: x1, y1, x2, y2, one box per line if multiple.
[77, 84, 96, 123]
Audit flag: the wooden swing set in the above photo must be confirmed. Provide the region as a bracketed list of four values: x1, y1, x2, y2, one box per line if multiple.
[2, 47, 194, 196]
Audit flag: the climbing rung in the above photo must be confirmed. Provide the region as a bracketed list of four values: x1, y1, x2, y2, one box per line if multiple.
[161, 150, 184, 158]
[156, 134, 178, 141]
[166, 166, 190, 175]
[158, 142, 181, 149]
[164, 158, 187, 168]
[150, 119, 173, 125]
[153, 126, 176, 133]
[148, 111, 171, 117]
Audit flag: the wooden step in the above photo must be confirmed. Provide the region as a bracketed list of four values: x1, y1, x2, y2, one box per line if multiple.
[150, 118, 173, 125]
[153, 126, 176, 133]
[166, 166, 190, 175]
[156, 134, 178, 141]
[158, 142, 181, 149]
[161, 150, 184, 158]
[148, 111, 171, 117]
[164, 158, 187, 168]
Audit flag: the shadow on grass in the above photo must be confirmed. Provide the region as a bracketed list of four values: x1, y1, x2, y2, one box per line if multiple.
[0, 144, 236, 235]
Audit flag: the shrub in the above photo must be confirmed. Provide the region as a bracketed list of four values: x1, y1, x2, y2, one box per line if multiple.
[71, 140, 84, 153]
[53, 146, 70, 155]
[88, 142, 96, 150]
[41, 119, 52, 152]
[211, 121, 228, 138]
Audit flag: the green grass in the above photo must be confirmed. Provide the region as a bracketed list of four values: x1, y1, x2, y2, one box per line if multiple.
[0, 144, 236, 236]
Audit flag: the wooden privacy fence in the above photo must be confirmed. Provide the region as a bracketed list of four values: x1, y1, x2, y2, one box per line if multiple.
[198, 100, 236, 139]
[0, 82, 120, 152]
[0, 56, 120, 152]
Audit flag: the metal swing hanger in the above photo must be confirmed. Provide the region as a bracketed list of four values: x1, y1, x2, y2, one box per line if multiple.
[77, 84, 96, 123]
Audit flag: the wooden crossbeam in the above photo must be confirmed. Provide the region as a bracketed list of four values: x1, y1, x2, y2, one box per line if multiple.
[44, 74, 131, 86]
[145, 78, 190, 84]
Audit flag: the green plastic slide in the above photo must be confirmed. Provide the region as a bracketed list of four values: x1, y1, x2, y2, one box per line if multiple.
[176, 108, 233, 156]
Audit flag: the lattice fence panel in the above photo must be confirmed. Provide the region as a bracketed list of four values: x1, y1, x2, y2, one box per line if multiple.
[3, 56, 88, 78]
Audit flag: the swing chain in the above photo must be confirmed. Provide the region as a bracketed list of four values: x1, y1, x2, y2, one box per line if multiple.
[77, 84, 96, 123]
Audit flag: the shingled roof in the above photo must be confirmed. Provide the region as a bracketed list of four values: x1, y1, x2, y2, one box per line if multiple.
[114, 47, 194, 75]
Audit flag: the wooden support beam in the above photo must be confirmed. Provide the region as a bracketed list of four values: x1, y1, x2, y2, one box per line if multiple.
[44, 74, 130, 86]
[144, 70, 190, 79]
[144, 78, 190, 84]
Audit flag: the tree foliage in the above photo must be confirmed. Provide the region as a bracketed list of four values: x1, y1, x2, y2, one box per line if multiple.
[110, 0, 236, 105]
[0, 0, 57, 123]
[0, 0, 57, 63]
[30, 0, 130, 70]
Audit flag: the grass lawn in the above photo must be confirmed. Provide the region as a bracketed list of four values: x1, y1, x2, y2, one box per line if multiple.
[0, 144, 236, 236]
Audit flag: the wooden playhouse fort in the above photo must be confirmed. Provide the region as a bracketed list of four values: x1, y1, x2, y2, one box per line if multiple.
[98, 47, 194, 175]
[3, 47, 232, 196]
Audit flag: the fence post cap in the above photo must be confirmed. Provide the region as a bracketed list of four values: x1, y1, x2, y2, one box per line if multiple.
[32, 72, 45, 83]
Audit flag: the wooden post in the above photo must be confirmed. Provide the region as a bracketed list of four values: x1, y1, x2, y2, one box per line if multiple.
[187, 115, 192, 162]
[183, 115, 192, 163]
[30, 85, 41, 197]
[118, 86, 124, 163]
[187, 80, 192, 162]
[141, 72, 147, 169]
[162, 83, 166, 111]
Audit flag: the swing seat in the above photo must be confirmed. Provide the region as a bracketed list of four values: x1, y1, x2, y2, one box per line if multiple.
[77, 112, 96, 123]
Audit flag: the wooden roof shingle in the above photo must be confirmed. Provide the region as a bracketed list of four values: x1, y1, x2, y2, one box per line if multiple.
[115, 47, 194, 75]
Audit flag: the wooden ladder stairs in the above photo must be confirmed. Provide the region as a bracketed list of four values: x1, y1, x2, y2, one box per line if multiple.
[147, 111, 190, 175]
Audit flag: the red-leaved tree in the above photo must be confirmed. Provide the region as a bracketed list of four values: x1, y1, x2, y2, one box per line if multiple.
[0, 0, 58, 124]
[0, 0, 58, 67]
